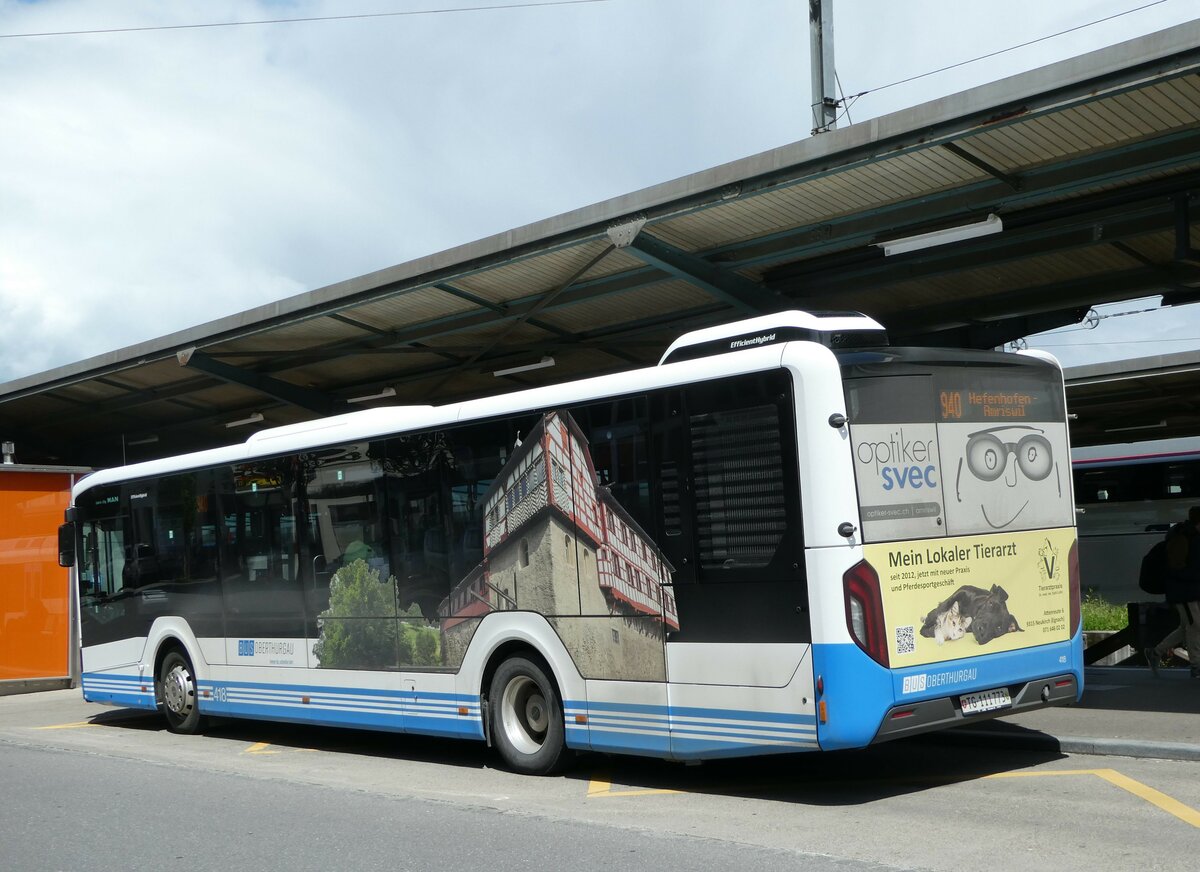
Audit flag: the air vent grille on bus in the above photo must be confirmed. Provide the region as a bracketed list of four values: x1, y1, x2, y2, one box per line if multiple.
[660, 461, 681, 538]
[690, 404, 786, 570]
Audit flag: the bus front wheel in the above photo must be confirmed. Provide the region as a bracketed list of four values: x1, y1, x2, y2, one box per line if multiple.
[158, 650, 203, 734]
[489, 656, 569, 775]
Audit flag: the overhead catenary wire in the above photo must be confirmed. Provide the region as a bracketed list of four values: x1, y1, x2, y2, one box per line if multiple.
[1007, 302, 1178, 349]
[1026, 302, 1167, 339]
[1034, 337, 1200, 347]
[833, 0, 1172, 107]
[0, 0, 607, 40]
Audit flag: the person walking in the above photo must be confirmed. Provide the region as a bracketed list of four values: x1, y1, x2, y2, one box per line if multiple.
[1145, 506, 1200, 678]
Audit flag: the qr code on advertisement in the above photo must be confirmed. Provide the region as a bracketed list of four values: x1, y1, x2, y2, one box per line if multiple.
[895, 625, 916, 655]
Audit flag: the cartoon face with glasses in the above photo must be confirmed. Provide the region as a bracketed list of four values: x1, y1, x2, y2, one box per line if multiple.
[949, 424, 1067, 532]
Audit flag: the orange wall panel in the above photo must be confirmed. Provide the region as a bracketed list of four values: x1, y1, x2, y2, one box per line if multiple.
[0, 472, 74, 681]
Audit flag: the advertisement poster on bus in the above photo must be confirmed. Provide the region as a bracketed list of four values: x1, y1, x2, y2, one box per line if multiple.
[848, 368, 1074, 542]
[864, 526, 1076, 668]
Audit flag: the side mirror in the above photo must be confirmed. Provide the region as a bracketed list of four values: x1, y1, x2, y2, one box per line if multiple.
[58, 522, 76, 568]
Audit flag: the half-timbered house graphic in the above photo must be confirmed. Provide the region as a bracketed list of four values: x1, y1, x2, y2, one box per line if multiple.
[441, 410, 675, 680]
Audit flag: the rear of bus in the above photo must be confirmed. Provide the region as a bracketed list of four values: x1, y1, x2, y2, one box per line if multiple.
[814, 347, 1082, 750]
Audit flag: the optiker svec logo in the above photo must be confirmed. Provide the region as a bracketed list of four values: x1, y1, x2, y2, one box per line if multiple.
[237, 639, 255, 657]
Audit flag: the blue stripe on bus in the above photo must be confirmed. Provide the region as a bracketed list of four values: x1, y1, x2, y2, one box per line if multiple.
[80, 672, 486, 739]
[564, 699, 819, 759]
[81, 673, 157, 711]
[197, 679, 485, 739]
[84, 636, 1079, 759]
[573, 699, 816, 725]
[82, 674, 820, 759]
[106, 652, 1118, 762]
[811, 634, 1084, 751]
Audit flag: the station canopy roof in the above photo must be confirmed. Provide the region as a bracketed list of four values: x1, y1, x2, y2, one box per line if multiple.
[1065, 349, 1200, 447]
[4, 21, 1200, 467]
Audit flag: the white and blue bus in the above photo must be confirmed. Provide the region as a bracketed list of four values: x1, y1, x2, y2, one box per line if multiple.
[58, 311, 1082, 774]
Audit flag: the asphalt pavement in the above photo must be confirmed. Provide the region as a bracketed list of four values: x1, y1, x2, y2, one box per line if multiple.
[946, 664, 1200, 761]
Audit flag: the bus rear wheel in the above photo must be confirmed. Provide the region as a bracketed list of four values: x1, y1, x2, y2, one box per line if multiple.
[489, 656, 569, 775]
[158, 650, 203, 734]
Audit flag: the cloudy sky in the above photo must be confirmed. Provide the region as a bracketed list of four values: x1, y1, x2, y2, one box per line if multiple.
[1, 0, 1197, 384]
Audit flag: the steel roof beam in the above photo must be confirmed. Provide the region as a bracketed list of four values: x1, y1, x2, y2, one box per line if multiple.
[431, 282, 640, 365]
[425, 244, 618, 392]
[769, 182, 1200, 297]
[728, 125, 1200, 273]
[346, 304, 728, 395]
[53, 304, 729, 462]
[217, 264, 669, 380]
[620, 231, 778, 315]
[1175, 194, 1200, 266]
[177, 348, 347, 416]
[940, 142, 1022, 191]
[893, 307, 1090, 350]
[433, 283, 569, 339]
[807, 213, 1185, 298]
[25, 282, 689, 428]
[883, 264, 1200, 337]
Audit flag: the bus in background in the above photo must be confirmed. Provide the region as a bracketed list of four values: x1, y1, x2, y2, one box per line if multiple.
[1072, 437, 1200, 605]
[58, 311, 1082, 775]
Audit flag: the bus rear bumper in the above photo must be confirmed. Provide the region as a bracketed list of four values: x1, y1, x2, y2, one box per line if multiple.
[870, 672, 1078, 744]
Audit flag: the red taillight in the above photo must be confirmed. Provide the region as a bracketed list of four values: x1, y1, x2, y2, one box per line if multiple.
[843, 560, 889, 667]
[1068, 539, 1081, 637]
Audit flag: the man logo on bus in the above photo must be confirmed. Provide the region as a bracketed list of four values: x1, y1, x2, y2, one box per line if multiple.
[955, 425, 1059, 529]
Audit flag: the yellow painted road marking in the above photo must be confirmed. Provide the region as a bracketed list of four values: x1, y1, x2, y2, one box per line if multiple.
[587, 775, 680, 797]
[243, 741, 279, 755]
[35, 721, 99, 730]
[589, 767, 1200, 827]
[1094, 769, 1200, 828]
[982, 768, 1199, 829]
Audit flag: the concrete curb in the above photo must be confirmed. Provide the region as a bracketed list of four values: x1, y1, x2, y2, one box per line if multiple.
[945, 729, 1200, 762]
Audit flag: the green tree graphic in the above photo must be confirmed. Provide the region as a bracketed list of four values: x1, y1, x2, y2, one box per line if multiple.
[313, 560, 442, 668]
[313, 559, 399, 669]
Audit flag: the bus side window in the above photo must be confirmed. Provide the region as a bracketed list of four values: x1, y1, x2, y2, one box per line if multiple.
[654, 371, 809, 644]
[683, 371, 802, 581]
[220, 459, 307, 641]
[304, 443, 390, 621]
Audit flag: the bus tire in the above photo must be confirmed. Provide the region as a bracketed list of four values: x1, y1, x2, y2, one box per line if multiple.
[158, 649, 203, 734]
[489, 656, 570, 775]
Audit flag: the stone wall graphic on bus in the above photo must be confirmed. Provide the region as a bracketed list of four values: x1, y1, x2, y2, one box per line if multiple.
[441, 410, 677, 681]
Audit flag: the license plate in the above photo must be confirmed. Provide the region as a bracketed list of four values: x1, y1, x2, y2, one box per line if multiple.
[960, 687, 1011, 715]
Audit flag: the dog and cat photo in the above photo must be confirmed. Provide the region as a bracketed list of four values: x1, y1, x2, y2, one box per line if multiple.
[920, 583, 1023, 646]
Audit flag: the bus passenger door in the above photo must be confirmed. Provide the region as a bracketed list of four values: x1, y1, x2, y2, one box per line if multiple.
[218, 460, 308, 668]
